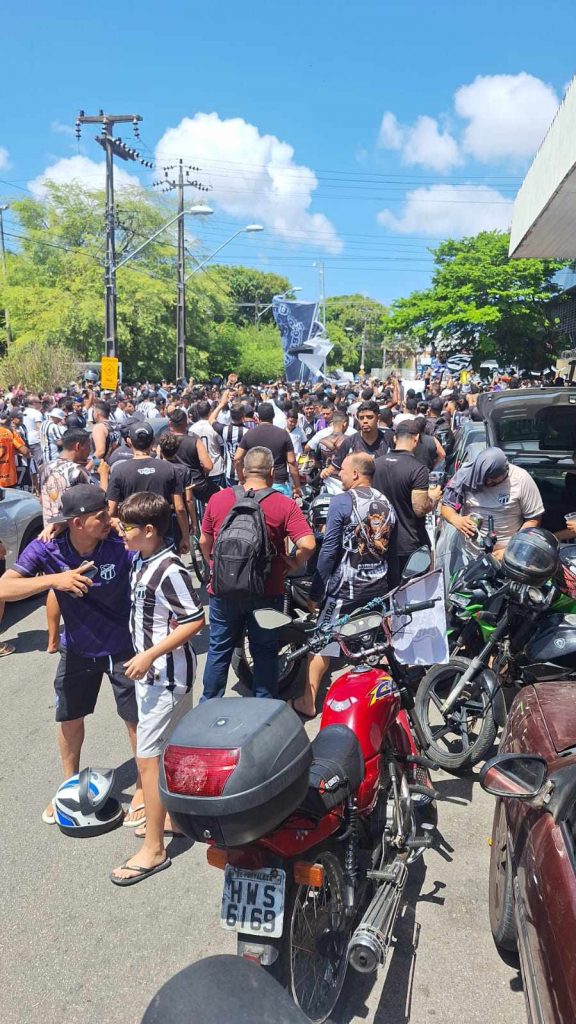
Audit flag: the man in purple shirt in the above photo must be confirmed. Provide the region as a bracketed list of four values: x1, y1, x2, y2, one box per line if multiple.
[0, 486, 142, 825]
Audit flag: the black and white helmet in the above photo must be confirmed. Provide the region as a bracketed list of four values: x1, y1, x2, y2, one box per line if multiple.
[53, 768, 123, 837]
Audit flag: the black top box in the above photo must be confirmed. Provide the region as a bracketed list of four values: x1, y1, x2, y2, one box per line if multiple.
[159, 698, 313, 847]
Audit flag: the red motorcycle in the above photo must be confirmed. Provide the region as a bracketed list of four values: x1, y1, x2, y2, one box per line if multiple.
[160, 550, 441, 1024]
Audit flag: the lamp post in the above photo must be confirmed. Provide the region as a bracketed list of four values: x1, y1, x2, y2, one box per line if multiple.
[184, 224, 264, 282]
[0, 204, 11, 348]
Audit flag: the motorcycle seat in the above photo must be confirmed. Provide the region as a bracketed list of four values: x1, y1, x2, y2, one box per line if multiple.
[299, 725, 365, 818]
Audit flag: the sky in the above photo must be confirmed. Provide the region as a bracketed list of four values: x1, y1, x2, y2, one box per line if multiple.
[2, 0, 576, 313]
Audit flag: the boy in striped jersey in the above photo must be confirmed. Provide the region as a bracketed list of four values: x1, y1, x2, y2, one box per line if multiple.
[111, 493, 205, 886]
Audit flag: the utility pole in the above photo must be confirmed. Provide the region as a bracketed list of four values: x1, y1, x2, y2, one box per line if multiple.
[0, 204, 12, 348]
[154, 160, 209, 379]
[75, 111, 151, 358]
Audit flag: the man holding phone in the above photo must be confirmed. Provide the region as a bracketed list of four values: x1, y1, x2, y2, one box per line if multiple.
[0, 486, 142, 826]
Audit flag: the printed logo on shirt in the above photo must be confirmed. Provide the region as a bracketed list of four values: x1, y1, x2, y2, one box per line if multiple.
[135, 583, 147, 601]
[497, 493, 510, 505]
[99, 563, 116, 582]
[137, 467, 155, 475]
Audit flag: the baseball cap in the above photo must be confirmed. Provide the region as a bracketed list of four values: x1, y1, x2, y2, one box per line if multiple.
[395, 419, 420, 435]
[50, 408, 66, 420]
[429, 398, 443, 413]
[55, 485, 107, 522]
[129, 421, 154, 446]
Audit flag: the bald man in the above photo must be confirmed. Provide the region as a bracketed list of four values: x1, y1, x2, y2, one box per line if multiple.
[295, 452, 396, 719]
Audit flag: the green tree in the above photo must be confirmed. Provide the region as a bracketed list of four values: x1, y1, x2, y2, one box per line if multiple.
[325, 295, 389, 372]
[212, 266, 292, 325]
[387, 231, 567, 369]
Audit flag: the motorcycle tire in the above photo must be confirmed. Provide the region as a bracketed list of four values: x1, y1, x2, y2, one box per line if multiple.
[231, 635, 303, 698]
[415, 656, 499, 771]
[190, 536, 210, 586]
[488, 799, 517, 953]
[264, 845, 350, 1024]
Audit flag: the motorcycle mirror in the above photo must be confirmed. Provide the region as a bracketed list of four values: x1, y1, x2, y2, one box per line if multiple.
[401, 547, 431, 582]
[480, 753, 547, 799]
[253, 608, 293, 630]
[339, 614, 382, 637]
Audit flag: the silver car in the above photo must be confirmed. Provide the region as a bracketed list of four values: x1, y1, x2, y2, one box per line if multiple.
[0, 487, 43, 569]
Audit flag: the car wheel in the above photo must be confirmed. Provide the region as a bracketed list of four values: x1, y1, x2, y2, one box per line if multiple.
[488, 799, 517, 952]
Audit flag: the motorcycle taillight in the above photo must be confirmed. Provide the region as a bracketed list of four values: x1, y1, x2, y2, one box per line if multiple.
[163, 746, 240, 796]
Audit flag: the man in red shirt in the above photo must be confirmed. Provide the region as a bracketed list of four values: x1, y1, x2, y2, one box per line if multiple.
[199, 446, 315, 699]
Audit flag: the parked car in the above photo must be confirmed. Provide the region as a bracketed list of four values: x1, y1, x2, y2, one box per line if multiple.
[436, 389, 576, 577]
[480, 683, 576, 1024]
[0, 486, 43, 569]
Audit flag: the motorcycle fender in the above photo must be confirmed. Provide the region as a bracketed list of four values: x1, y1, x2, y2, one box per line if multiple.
[478, 667, 507, 727]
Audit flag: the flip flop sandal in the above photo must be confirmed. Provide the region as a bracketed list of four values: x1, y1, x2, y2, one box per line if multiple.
[0, 643, 15, 657]
[42, 808, 56, 825]
[110, 856, 172, 887]
[122, 803, 146, 828]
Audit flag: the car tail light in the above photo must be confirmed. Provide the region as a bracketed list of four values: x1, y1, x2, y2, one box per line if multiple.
[163, 746, 240, 796]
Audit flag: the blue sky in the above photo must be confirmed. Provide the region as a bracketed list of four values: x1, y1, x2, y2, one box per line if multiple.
[2, 0, 576, 312]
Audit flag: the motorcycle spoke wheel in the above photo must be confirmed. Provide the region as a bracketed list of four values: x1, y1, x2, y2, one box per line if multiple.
[415, 658, 499, 770]
[287, 851, 349, 1024]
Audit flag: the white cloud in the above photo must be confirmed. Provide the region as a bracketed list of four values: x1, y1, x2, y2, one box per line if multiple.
[51, 120, 74, 137]
[28, 155, 140, 197]
[378, 112, 461, 172]
[0, 147, 10, 170]
[377, 184, 514, 237]
[379, 112, 403, 151]
[155, 112, 342, 253]
[454, 73, 559, 163]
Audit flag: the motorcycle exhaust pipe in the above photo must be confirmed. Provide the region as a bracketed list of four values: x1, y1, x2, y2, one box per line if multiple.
[348, 859, 408, 974]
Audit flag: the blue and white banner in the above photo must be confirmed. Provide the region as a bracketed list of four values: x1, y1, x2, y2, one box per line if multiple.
[272, 297, 319, 382]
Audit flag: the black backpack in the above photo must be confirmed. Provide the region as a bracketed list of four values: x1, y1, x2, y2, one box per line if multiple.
[211, 486, 275, 597]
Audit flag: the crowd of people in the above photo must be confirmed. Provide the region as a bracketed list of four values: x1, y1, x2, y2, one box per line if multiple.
[0, 365, 571, 884]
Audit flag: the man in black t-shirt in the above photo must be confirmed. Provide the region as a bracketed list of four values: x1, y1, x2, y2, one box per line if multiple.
[168, 408, 214, 505]
[235, 403, 301, 497]
[107, 422, 190, 553]
[322, 401, 390, 482]
[373, 420, 442, 586]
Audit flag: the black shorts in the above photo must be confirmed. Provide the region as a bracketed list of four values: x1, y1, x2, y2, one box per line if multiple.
[53, 648, 138, 724]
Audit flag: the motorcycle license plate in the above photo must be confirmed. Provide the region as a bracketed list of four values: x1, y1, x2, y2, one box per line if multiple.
[220, 866, 286, 939]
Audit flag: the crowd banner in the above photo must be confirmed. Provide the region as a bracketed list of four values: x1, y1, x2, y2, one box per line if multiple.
[272, 297, 319, 382]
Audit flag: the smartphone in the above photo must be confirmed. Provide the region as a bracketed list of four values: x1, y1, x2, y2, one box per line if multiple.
[79, 561, 99, 580]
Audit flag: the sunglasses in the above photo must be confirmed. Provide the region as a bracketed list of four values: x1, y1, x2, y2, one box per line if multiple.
[118, 521, 140, 534]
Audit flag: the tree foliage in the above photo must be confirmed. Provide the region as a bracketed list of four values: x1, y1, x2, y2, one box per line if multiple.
[387, 231, 567, 369]
[0, 183, 289, 384]
[325, 294, 389, 372]
[0, 339, 80, 392]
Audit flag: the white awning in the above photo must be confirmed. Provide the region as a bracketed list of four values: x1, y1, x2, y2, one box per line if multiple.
[509, 77, 576, 259]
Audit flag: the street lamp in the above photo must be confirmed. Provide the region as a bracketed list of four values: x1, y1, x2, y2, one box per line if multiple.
[0, 204, 11, 347]
[256, 286, 302, 322]
[115, 204, 213, 270]
[184, 223, 264, 281]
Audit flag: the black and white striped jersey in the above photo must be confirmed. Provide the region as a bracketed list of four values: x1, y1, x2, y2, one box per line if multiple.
[129, 546, 204, 691]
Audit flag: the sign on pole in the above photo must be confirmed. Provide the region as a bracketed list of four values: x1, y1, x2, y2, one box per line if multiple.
[100, 356, 119, 391]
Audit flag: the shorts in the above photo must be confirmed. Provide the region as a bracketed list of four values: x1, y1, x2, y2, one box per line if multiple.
[135, 682, 193, 758]
[53, 648, 138, 723]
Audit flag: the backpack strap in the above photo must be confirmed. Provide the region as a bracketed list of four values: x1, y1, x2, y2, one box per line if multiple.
[239, 486, 276, 504]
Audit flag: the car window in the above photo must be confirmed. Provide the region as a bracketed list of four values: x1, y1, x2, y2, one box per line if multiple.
[498, 409, 576, 452]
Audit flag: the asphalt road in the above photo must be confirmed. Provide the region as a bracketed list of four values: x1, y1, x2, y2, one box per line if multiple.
[0, 596, 526, 1024]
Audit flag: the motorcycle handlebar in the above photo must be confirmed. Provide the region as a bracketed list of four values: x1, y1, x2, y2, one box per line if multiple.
[393, 598, 438, 615]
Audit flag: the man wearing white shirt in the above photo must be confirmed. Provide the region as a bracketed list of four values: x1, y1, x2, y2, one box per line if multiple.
[286, 410, 307, 457]
[23, 395, 44, 466]
[189, 401, 225, 485]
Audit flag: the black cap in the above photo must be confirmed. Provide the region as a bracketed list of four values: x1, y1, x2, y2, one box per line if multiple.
[429, 397, 444, 413]
[55, 485, 107, 522]
[395, 419, 421, 435]
[129, 422, 154, 447]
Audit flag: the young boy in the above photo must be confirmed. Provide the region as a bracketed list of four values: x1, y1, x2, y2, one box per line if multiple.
[110, 492, 205, 886]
